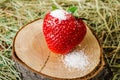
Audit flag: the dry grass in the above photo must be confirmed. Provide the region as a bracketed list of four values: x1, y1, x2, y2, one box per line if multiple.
[0, 0, 120, 80]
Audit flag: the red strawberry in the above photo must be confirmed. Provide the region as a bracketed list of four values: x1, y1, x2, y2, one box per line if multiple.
[43, 9, 86, 55]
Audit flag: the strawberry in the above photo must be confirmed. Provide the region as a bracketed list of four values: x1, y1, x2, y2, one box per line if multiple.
[43, 9, 86, 54]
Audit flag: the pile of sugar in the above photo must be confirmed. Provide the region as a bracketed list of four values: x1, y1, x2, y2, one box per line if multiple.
[50, 9, 69, 20]
[62, 50, 89, 71]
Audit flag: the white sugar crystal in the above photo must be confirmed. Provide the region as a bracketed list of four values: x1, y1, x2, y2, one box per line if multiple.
[62, 50, 89, 71]
[50, 9, 69, 20]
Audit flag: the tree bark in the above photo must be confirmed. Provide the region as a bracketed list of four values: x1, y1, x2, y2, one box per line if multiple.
[13, 58, 112, 80]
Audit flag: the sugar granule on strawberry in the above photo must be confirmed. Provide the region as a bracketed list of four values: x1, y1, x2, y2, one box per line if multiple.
[50, 9, 69, 20]
[43, 9, 87, 55]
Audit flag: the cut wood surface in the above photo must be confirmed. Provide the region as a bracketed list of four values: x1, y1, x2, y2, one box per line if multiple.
[12, 19, 112, 80]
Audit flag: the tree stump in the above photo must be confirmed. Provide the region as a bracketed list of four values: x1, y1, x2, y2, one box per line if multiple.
[12, 19, 112, 80]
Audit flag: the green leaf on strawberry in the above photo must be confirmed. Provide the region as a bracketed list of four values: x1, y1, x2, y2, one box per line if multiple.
[67, 6, 77, 14]
[52, 5, 58, 10]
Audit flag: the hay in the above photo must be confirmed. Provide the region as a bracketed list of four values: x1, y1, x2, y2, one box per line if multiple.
[0, 0, 120, 79]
